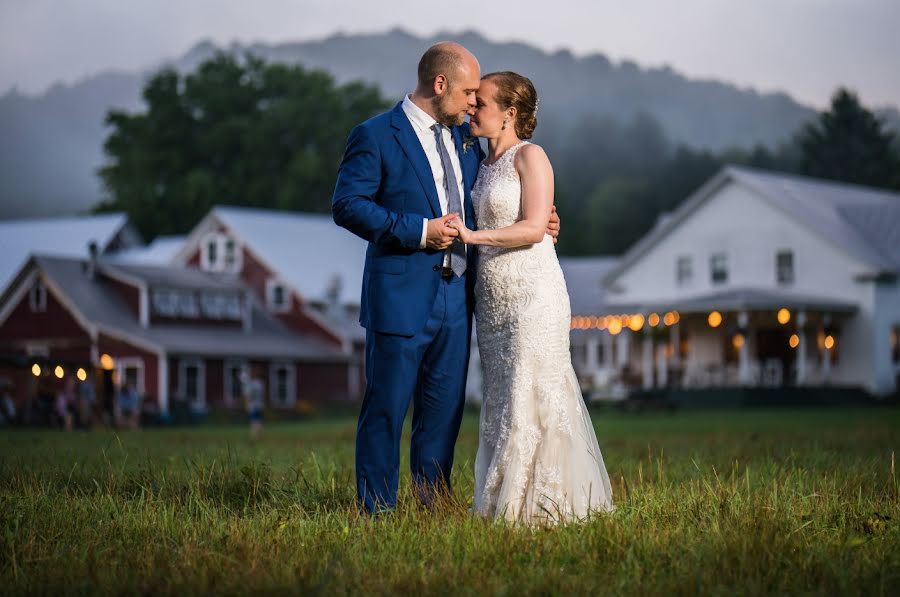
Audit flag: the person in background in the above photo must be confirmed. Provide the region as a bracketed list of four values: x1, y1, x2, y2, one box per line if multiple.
[0, 384, 16, 426]
[242, 371, 264, 439]
[56, 377, 76, 431]
[115, 382, 141, 430]
[77, 375, 97, 430]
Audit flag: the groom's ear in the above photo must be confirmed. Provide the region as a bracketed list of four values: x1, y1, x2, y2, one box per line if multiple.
[433, 74, 449, 96]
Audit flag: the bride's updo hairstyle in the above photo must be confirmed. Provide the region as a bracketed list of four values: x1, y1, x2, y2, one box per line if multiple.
[482, 71, 538, 139]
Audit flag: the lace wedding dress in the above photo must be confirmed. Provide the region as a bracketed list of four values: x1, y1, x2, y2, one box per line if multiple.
[472, 141, 614, 524]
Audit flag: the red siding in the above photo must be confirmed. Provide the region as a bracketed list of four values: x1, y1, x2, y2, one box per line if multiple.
[205, 359, 224, 406]
[103, 276, 140, 320]
[298, 362, 350, 402]
[0, 284, 87, 340]
[223, 245, 344, 347]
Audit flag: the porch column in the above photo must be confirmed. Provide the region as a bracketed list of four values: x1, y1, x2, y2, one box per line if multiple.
[615, 330, 629, 369]
[738, 310, 751, 385]
[585, 335, 600, 382]
[670, 322, 681, 367]
[796, 310, 808, 385]
[158, 355, 169, 415]
[821, 313, 832, 383]
[656, 343, 669, 388]
[603, 330, 615, 370]
[642, 335, 654, 389]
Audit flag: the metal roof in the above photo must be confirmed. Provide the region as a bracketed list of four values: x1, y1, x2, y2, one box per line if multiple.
[11, 255, 347, 361]
[0, 213, 131, 294]
[605, 165, 900, 285]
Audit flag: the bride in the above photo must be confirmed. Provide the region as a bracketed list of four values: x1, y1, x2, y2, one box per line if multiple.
[449, 72, 614, 524]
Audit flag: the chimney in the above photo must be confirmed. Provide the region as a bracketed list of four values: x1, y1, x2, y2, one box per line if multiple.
[326, 275, 343, 315]
[86, 240, 99, 279]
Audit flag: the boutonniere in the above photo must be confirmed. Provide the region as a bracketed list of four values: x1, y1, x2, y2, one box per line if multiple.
[462, 134, 477, 155]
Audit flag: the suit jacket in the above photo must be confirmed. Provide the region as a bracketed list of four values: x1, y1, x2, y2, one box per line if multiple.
[332, 101, 483, 336]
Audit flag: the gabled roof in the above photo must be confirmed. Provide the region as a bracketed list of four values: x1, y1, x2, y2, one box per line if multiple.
[559, 256, 620, 315]
[101, 261, 244, 292]
[108, 235, 186, 265]
[0, 213, 132, 294]
[604, 165, 900, 285]
[177, 206, 368, 306]
[1, 255, 346, 361]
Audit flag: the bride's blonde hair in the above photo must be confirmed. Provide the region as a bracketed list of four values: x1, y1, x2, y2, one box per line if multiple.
[482, 71, 538, 139]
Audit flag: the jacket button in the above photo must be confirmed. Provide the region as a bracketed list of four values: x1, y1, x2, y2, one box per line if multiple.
[432, 265, 440, 272]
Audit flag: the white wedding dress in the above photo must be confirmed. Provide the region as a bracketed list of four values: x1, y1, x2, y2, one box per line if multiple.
[472, 141, 614, 524]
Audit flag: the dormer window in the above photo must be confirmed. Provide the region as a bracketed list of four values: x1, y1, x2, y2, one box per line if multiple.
[676, 256, 693, 287]
[200, 291, 242, 320]
[266, 279, 290, 313]
[710, 253, 728, 285]
[776, 250, 794, 285]
[152, 289, 200, 319]
[200, 232, 242, 273]
[29, 281, 47, 312]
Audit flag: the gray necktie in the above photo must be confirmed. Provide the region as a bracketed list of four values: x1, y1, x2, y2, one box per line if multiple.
[431, 123, 466, 277]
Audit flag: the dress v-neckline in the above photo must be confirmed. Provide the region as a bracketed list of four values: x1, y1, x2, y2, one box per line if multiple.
[480, 140, 528, 170]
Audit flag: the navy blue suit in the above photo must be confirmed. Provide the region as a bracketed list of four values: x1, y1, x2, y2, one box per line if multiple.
[333, 102, 483, 512]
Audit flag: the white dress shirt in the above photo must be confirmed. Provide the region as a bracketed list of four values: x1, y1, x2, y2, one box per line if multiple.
[400, 94, 466, 250]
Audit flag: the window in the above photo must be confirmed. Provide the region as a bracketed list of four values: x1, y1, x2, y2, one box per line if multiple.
[676, 256, 693, 286]
[224, 295, 242, 320]
[153, 289, 200, 318]
[200, 233, 242, 273]
[224, 238, 238, 271]
[266, 279, 290, 312]
[152, 289, 177, 317]
[201, 234, 219, 271]
[177, 291, 199, 318]
[179, 359, 205, 408]
[224, 359, 248, 407]
[269, 362, 296, 408]
[116, 357, 145, 395]
[710, 253, 728, 285]
[776, 250, 794, 285]
[200, 292, 242, 320]
[29, 281, 47, 312]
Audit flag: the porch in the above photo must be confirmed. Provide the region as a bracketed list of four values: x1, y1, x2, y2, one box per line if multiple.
[571, 288, 858, 397]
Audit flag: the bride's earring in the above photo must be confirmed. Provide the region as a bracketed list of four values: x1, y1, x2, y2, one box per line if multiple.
[502, 119, 508, 131]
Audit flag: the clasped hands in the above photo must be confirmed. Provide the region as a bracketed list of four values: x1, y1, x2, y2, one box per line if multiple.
[425, 205, 560, 250]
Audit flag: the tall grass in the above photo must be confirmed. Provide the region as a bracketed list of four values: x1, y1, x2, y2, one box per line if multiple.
[1, 408, 898, 594]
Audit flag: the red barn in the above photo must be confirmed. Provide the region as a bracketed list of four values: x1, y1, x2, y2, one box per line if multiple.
[0, 254, 349, 416]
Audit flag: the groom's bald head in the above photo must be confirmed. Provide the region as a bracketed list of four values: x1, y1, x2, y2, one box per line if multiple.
[416, 42, 479, 92]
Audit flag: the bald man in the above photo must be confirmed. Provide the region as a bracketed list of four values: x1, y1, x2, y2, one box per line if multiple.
[333, 42, 559, 513]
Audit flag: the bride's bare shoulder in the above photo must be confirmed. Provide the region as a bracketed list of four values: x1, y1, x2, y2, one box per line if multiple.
[514, 142, 552, 174]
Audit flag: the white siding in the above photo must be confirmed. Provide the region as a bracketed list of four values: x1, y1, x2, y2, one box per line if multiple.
[609, 180, 882, 392]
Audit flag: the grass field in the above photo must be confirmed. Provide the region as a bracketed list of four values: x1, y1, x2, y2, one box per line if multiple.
[1, 407, 899, 595]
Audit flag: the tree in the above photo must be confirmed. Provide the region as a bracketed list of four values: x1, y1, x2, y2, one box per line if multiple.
[797, 88, 900, 189]
[96, 52, 389, 239]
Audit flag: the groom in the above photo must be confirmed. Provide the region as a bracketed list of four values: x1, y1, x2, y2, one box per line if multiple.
[332, 42, 558, 513]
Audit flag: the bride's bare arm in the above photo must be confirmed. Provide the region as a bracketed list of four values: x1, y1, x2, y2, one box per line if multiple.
[450, 144, 555, 248]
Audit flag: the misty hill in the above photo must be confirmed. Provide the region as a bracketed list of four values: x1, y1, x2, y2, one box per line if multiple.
[1, 28, 897, 219]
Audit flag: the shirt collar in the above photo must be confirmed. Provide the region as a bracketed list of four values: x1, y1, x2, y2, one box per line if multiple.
[401, 94, 440, 134]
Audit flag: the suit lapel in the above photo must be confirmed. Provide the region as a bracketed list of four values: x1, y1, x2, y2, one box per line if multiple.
[391, 104, 441, 218]
[451, 125, 478, 228]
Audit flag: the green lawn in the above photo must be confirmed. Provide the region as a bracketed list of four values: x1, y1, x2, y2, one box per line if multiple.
[1, 408, 899, 595]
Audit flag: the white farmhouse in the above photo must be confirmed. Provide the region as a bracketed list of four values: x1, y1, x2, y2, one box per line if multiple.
[571, 165, 900, 398]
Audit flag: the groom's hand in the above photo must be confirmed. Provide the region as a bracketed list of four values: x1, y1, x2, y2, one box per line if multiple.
[426, 213, 460, 250]
[547, 205, 560, 245]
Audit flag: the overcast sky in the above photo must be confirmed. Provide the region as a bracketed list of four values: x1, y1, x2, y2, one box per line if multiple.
[1, 0, 898, 109]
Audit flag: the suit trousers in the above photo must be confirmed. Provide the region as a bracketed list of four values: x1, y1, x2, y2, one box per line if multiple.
[356, 273, 470, 513]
